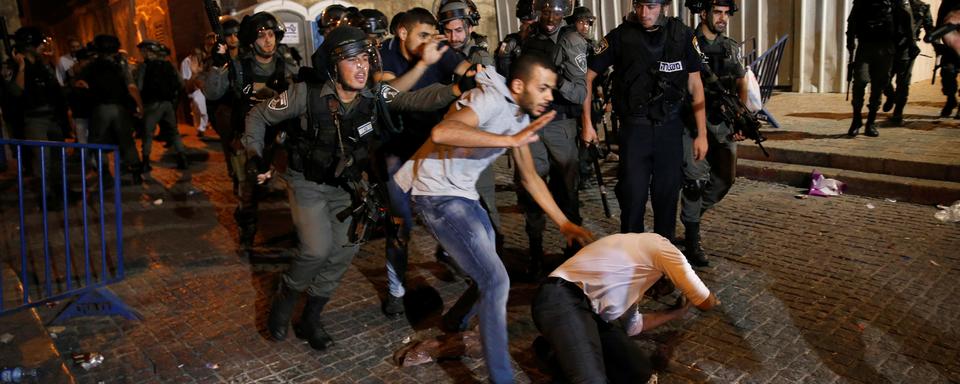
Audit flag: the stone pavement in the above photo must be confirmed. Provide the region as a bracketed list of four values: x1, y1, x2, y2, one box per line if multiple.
[740, 80, 960, 205]
[0, 109, 958, 383]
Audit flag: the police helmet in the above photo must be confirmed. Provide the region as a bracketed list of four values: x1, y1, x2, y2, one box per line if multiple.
[158, 44, 172, 57]
[516, 0, 537, 22]
[239, 12, 285, 47]
[565, 6, 595, 25]
[685, 0, 738, 14]
[633, 0, 671, 5]
[221, 19, 241, 36]
[438, 0, 481, 27]
[319, 4, 349, 29]
[93, 34, 121, 55]
[342, 7, 364, 29]
[13, 27, 48, 50]
[136, 39, 162, 52]
[534, 0, 575, 17]
[321, 26, 380, 73]
[358, 9, 389, 36]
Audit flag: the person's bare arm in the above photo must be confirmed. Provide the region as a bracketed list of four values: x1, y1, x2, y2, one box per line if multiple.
[581, 69, 599, 144]
[431, 108, 554, 148]
[512, 142, 594, 247]
[943, 10, 960, 53]
[688, 71, 708, 161]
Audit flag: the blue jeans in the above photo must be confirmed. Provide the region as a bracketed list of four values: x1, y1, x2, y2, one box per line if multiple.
[413, 195, 514, 384]
[385, 154, 413, 297]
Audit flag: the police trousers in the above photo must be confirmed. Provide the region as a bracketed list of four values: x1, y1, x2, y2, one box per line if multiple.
[280, 170, 358, 297]
[141, 101, 186, 162]
[616, 114, 684, 240]
[516, 117, 581, 241]
[89, 104, 141, 171]
[852, 41, 896, 111]
[22, 113, 65, 194]
[680, 121, 737, 224]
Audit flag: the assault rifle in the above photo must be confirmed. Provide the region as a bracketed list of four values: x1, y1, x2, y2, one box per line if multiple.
[588, 143, 612, 218]
[202, 0, 225, 43]
[846, 45, 856, 101]
[337, 180, 391, 245]
[924, 23, 960, 44]
[700, 65, 769, 157]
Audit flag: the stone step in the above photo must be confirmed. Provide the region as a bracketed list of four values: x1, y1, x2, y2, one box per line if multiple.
[738, 143, 960, 183]
[0, 266, 75, 383]
[736, 158, 960, 205]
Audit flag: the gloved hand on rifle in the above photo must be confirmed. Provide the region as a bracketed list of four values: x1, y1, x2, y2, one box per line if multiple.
[211, 42, 229, 68]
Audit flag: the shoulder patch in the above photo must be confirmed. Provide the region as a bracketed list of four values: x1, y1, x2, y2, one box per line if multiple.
[575, 53, 588, 73]
[596, 37, 609, 55]
[692, 36, 703, 57]
[268, 91, 288, 110]
[381, 83, 400, 104]
[497, 41, 508, 56]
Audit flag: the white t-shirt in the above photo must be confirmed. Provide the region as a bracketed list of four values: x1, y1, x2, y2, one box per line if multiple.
[550, 233, 712, 336]
[393, 70, 529, 199]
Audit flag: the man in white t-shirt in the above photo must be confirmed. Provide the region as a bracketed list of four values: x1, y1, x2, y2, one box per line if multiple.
[532, 233, 719, 384]
[393, 54, 594, 384]
[181, 47, 209, 137]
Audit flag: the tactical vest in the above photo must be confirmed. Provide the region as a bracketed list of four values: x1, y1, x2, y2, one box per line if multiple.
[857, 0, 897, 40]
[21, 60, 62, 112]
[287, 83, 381, 185]
[141, 60, 180, 104]
[228, 54, 290, 134]
[697, 34, 741, 116]
[613, 18, 690, 122]
[522, 25, 583, 116]
[85, 57, 132, 106]
[495, 33, 523, 78]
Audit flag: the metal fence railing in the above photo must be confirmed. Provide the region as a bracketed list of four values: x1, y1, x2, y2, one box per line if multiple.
[749, 35, 790, 128]
[0, 139, 139, 323]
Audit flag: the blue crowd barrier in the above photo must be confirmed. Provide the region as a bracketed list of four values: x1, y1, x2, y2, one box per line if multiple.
[749, 35, 789, 128]
[0, 139, 140, 322]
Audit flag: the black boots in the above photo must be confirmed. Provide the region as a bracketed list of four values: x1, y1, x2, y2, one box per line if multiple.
[942, 97, 957, 118]
[864, 109, 880, 137]
[267, 282, 301, 341]
[296, 295, 334, 351]
[383, 294, 404, 318]
[176, 153, 189, 170]
[848, 108, 863, 137]
[683, 222, 709, 267]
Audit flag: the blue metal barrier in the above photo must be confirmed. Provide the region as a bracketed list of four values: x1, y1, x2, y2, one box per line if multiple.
[0, 139, 140, 322]
[749, 35, 789, 128]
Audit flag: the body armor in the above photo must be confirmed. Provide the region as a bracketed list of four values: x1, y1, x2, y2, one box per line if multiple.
[613, 17, 690, 121]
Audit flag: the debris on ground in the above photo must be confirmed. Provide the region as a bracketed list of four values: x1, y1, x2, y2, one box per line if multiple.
[0, 333, 13, 344]
[393, 331, 483, 367]
[930, 260, 941, 267]
[934, 201, 960, 223]
[808, 170, 846, 197]
[205, 363, 219, 370]
[152, 198, 164, 206]
[866, 203, 875, 209]
[71, 352, 104, 370]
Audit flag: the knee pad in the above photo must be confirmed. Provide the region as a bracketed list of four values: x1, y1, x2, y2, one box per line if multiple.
[682, 179, 706, 201]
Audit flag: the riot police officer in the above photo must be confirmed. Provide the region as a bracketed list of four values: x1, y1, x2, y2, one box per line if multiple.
[317, 4, 352, 37]
[495, 0, 538, 78]
[520, 0, 589, 276]
[79, 34, 145, 184]
[679, 0, 746, 267]
[357, 9, 389, 48]
[202, 12, 298, 251]
[582, 0, 709, 241]
[882, 0, 933, 124]
[438, 0, 494, 67]
[135, 40, 189, 171]
[242, 26, 469, 350]
[846, 0, 913, 137]
[566, 6, 596, 44]
[3, 27, 69, 200]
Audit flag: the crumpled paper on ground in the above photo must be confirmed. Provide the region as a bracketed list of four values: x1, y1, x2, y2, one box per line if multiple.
[808, 170, 846, 197]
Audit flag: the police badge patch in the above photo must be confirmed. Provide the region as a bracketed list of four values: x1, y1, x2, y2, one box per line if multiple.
[596, 37, 609, 55]
[381, 83, 400, 104]
[575, 53, 588, 73]
[268, 91, 288, 110]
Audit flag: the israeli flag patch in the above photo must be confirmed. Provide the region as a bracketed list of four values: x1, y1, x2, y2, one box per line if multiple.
[357, 121, 374, 137]
[659, 61, 684, 73]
